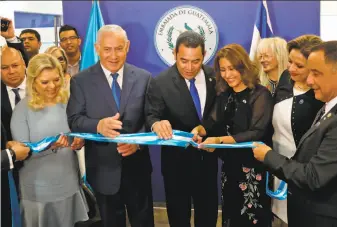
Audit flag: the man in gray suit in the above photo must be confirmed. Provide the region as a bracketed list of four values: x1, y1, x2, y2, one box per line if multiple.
[67, 25, 154, 227]
[253, 41, 337, 227]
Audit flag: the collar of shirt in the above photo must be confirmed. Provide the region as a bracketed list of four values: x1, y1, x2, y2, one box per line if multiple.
[100, 64, 124, 89]
[324, 95, 337, 116]
[6, 76, 26, 93]
[184, 69, 205, 89]
[68, 54, 81, 67]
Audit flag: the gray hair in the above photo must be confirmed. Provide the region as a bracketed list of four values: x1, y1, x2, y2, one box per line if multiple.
[97, 25, 128, 43]
[256, 37, 288, 87]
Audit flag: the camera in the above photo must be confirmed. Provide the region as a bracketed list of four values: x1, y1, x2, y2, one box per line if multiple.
[1, 19, 10, 32]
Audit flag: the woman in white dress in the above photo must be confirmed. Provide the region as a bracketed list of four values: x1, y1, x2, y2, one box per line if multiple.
[271, 35, 324, 227]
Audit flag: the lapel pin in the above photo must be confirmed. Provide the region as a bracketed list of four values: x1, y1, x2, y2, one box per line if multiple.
[209, 78, 213, 82]
[243, 99, 247, 103]
[299, 99, 304, 104]
[327, 113, 332, 118]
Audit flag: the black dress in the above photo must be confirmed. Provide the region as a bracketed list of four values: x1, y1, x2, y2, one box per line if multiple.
[204, 85, 273, 227]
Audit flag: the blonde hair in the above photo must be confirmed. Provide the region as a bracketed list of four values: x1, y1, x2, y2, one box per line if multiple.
[44, 46, 68, 74]
[214, 43, 259, 94]
[256, 37, 288, 87]
[26, 53, 69, 110]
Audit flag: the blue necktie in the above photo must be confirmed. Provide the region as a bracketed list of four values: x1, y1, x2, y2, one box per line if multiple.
[189, 78, 202, 120]
[111, 73, 121, 110]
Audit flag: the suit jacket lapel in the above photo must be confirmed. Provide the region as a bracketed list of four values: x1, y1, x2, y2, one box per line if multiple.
[171, 65, 198, 119]
[297, 104, 337, 149]
[119, 63, 136, 118]
[1, 82, 12, 117]
[203, 68, 216, 119]
[91, 62, 118, 113]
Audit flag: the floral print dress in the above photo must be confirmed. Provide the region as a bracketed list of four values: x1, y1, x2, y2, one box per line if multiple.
[213, 87, 273, 227]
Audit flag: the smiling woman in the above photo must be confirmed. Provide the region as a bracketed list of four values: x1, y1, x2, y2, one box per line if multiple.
[10, 53, 88, 227]
[269, 34, 324, 225]
[256, 37, 288, 96]
[26, 53, 68, 110]
[193, 43, 274, 227]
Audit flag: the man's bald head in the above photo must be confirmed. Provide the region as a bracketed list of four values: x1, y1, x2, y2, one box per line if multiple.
[1, 46, 26, 88]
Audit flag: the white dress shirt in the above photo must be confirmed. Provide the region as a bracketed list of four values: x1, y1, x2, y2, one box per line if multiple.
[6, 77, 27, 110]
[184, 69, 207, 116]
[100, 64, 124, 89]
[323, 95, 337, 118]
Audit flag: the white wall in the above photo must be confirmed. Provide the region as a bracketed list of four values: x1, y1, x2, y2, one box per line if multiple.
[0, 1, 63, 51]
[320, 1, 337, 41]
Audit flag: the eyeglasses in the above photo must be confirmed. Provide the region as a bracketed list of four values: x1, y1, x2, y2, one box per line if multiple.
[258, 54, 273, 61]
[60, 36, 79, 43]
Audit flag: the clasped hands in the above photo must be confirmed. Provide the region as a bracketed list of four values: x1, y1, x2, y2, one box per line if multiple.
[191, 125, 222, 152]
[152, 121, 223, 152]
[96, 113, 139, 157]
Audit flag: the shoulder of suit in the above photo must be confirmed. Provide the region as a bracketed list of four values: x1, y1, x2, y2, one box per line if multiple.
[72, 63, 98, 81]
[153, 66, 174, 81]
[125, 63, 151, 78]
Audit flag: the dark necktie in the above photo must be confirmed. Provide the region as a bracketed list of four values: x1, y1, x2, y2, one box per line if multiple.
[111, 73, 121, 110]
[189, 78, 202, 120]
[12, 88, 21, 105]
[312, 105, 326, 126]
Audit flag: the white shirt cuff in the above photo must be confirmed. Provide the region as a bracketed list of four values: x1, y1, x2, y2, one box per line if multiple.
[5, 149, 14, 169]
[6, 36, 20, 43]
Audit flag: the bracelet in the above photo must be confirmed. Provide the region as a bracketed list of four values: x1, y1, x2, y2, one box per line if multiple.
[8, 148, 16, 162]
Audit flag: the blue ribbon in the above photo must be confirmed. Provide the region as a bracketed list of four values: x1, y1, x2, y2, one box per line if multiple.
[265, 172, 287, 200]
[24, 130, 266, 152]
[8, 170, 21, 227]
[10, 130, 286, 226]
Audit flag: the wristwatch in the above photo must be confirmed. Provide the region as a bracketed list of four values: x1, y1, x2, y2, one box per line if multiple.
[8, 148, 16, 162]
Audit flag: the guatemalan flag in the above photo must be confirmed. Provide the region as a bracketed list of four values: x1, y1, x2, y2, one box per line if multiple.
[249, 0, 274, 60]
[80, 0, 105, 71]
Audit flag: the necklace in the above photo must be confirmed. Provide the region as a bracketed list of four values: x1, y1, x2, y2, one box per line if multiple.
[295, 83, 309, 91]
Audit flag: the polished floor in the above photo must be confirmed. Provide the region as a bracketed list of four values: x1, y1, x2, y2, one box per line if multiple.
[77, 204, 223, 227]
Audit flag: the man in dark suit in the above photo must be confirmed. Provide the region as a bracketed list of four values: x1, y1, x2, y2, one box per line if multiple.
[1, 19, 28, 227]
[253, 41, 337, 227]
[1, 17, 28, 142]
[1, 123, 30, 227]
[67, 24, 154, 227]
[145, 31, 218, 227]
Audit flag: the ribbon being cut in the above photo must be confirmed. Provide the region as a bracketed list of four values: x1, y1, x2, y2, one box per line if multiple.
[10, 130, 285, 225]
[24, 130, 286, 198]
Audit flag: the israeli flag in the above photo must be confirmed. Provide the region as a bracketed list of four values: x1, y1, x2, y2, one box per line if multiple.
[249, 0, 274, 60]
